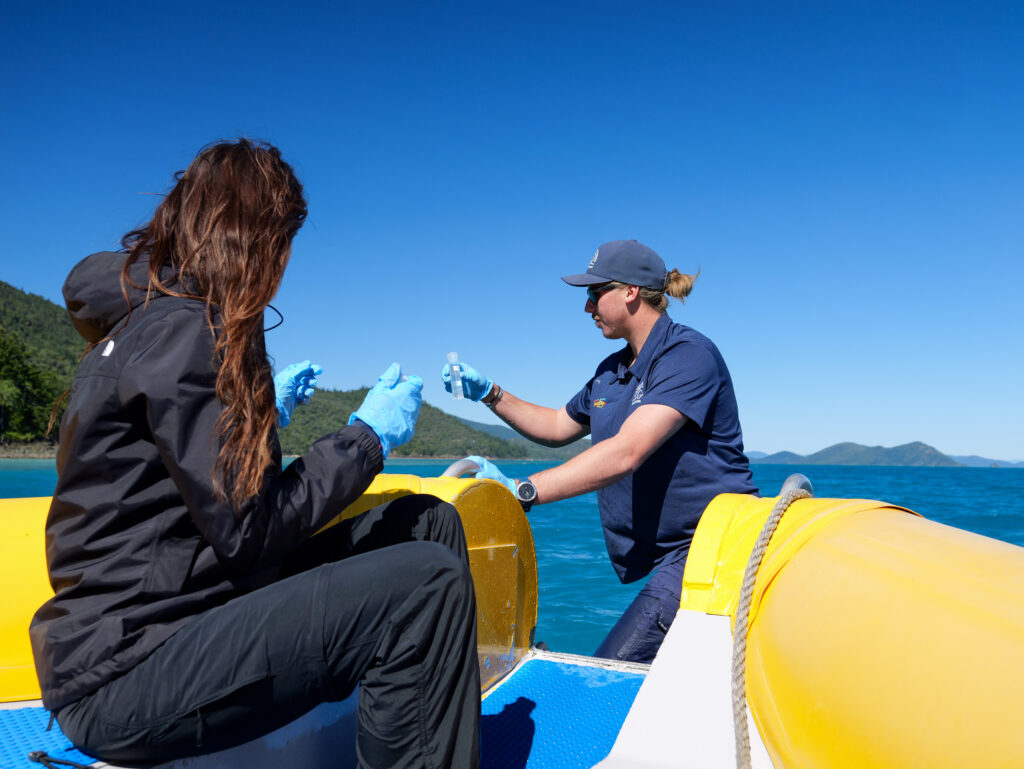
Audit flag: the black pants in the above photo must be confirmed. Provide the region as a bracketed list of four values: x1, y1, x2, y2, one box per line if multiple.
[57, 495, 480, 768]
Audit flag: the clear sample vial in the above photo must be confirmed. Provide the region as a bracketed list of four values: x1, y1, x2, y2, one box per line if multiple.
[447, 352, 464, 400]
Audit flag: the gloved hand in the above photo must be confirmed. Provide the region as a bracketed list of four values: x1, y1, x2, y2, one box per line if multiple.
[441, 361, 494, 401]
[349, 363, 423, 458]
[275, 360, 323, 428]
[464, 455, 516, 495]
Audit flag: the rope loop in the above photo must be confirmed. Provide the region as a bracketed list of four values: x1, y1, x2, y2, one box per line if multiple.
[732, 487, 811, 769]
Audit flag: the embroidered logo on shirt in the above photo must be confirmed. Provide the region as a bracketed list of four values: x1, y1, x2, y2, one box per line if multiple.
[101, 340, 115, 357]
[631, 381, 644, 405]
[593, 398, 607, 409]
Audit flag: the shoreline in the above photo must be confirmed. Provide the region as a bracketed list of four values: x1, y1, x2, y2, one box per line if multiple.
[0, 445, 539, 462]
[0, 442, 58, 459]
[5, 445, 1017, 468]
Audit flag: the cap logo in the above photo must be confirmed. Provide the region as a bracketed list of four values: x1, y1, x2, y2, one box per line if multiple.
[588, 248, 599, 269]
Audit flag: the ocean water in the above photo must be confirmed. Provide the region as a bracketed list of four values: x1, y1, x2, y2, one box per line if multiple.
[4, 458, 1023, 655]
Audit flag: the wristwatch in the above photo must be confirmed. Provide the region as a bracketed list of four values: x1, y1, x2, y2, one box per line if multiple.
[515, 479, 538, 512]
[482, 383, 503, 409]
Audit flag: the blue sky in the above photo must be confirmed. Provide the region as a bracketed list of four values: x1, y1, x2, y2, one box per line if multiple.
[2, 2, 1021, 460]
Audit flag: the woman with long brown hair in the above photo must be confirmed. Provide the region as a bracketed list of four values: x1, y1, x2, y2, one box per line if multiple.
[30, 139, 480, 767]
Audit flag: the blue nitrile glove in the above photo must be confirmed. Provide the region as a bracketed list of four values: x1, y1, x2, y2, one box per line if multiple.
[275, 360, 323, 428]
[464, 455, 516, 495]
[441, 361, 494, 401]
[348, 363, 423, 458]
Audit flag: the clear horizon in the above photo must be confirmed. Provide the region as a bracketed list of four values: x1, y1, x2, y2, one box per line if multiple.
[3, 2, 1021, 459]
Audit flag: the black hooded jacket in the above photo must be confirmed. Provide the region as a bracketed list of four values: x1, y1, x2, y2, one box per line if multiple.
[30, 252, 384, 711]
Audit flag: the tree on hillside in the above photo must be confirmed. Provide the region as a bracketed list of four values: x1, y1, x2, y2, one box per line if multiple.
[0, 280, 82, 381]
[278, 388, 528, 458]
[0, 328, 64, 441]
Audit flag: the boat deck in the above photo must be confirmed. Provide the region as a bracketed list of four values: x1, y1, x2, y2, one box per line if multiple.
[482, 651, 647, 769]
[1, 703, 95, 768]
[0, 651, 647, 769]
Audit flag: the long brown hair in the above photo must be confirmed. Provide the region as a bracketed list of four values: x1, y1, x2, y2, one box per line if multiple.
[121, 139, 307, 508]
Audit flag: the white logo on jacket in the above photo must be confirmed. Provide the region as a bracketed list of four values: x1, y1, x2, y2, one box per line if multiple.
[631, 381, 644, 405]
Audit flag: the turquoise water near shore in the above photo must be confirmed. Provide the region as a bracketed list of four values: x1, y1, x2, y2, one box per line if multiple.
[4, 458, 1023, 655]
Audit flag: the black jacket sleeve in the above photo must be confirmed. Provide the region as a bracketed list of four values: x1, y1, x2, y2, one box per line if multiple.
[119, 305, 384, 573]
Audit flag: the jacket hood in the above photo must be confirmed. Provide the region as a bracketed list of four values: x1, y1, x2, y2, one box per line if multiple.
[63, 251, 198, 343]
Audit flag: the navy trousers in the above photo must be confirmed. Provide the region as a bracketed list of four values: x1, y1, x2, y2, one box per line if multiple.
[57, 495, 480, 768]
[592, 555, 686, 664]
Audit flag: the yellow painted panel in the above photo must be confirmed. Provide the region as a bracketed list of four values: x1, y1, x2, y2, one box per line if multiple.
[470, 544, 518, 690]
[680, 493, 916, 621]
[420, 478, 538, 687]
[0, 497, 51, 703]
[323, 475, 538, 687]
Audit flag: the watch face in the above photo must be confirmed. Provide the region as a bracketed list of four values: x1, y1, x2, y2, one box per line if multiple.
[517, 481, 537, 502]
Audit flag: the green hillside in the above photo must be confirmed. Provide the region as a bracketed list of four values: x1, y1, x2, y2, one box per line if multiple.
[0, 280, 82, 381]
[0, 328, 66, 441]
[0, 280, 78, 443]
[455, 416, 589, 460]
[755, 441, 963, 467]
[0, 278, 536, 457]
[754, 450, 804, 464]
[279, 388, 528, 458]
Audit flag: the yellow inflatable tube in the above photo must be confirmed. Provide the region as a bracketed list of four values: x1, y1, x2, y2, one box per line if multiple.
[0, 475, 537, 702]
[682, 493, 1024, 769]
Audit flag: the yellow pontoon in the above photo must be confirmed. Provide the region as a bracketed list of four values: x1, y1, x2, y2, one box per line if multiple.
[2, 470, 1023, 768]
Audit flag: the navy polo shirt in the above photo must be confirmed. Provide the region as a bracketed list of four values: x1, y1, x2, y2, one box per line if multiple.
[566, 313, 758, 583]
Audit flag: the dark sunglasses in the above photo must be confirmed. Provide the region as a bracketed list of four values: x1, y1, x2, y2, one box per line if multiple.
[586, 284, 617, 304]
[264, 304, 284, 332]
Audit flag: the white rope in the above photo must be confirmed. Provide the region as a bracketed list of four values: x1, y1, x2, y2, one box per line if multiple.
[732, 488, 810, 769]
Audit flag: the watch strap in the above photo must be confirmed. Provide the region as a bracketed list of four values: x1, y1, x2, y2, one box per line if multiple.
[483, 383, 503, 408]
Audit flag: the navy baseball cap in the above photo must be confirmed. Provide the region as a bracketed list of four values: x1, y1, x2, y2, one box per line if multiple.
[561, 240, 667, 290]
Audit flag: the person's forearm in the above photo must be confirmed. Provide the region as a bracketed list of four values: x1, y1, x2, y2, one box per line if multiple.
[488, 388, 579, 447]
[524, 404, 688, 506]
[527, 435, 641, 504]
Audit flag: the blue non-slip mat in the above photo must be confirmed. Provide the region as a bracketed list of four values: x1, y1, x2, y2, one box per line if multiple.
[4, 662, 644, 769]
[0, 700, 359, 769]
[0, 706, 97, 768]
[481, 657, 645, 769]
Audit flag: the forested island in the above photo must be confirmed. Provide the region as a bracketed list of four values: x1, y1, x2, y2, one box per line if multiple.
[0, 280, 79, 445]
[0, 279, 582, 460]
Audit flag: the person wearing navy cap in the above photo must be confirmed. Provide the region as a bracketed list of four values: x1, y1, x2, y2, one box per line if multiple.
[442, 239, 758, 663]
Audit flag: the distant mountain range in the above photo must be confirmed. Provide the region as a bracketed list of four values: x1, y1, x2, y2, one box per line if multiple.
[747, 442, 1024, 468]
[948, 455, 1024, 469]
[455, 417, 589, 461]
